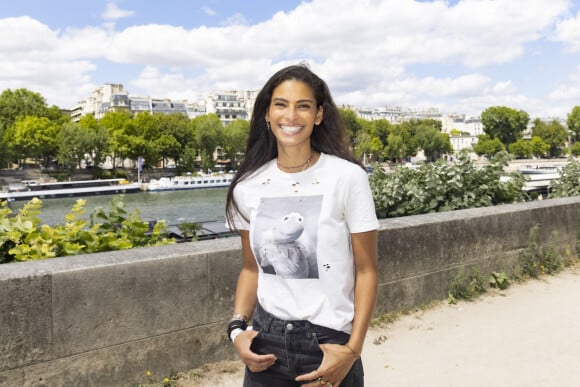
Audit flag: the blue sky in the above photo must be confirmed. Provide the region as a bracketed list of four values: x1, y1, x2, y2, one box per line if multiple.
[1, 0, 580, 119]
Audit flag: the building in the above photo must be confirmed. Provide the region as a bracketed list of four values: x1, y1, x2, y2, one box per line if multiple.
[441, 114, 483, 136]
[70, 84, 257, 124]
[205, 90, 257, 125]
[350, 105, 441, 124]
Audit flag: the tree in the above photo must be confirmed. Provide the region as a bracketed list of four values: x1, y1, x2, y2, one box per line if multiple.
[133, 112, 161, 167]
[0, 88, 49, 130]
[157, 113, 193, 168]
[100, 111, 133, 170]
[384, 133, 407, 161]
[414, 121, 452, 161]
[531, 118, 567, 158]
[9, 116, 59, 166]
[354, 120, 382, 160]
[223, 119, 250, 169]
[473, 135, 505, 158]
[192, 114, 223, 172]
[79, 115, 109, 170]
[571, 142, 580, 157]
[529, 136, 550, 158]
[509, 139, 532, 158]
[58, 122, 90, 170]
[339, 109, 363, 146]
[481, 106, 529, 148]
[0, 88, 52, 167]
[567, 106, 580, 141]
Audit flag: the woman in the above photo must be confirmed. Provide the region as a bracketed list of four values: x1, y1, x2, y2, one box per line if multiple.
[225, 64, 379, 387]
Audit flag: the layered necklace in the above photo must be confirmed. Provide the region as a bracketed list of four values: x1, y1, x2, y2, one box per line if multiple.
[277, 150, 314, 172]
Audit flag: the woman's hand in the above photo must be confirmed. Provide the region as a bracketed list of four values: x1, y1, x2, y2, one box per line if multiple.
[294, 343, 358, 387]
[234, 329, 277, 373]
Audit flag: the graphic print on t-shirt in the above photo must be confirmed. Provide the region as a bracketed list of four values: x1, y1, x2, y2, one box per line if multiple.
[253, 195, 322, 279]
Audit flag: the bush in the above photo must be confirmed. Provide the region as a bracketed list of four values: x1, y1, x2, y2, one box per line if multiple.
[0, 196, 174, 263]
[370, 151, 526, 219]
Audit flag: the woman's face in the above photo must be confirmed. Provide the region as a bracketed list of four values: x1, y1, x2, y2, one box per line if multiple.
[265, 79, 323, 151]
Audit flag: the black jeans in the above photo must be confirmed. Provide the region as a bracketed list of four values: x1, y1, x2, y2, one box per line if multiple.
[243, 304, 364, 387]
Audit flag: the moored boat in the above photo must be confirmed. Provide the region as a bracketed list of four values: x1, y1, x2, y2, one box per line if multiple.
[145, 172, 234, 192]
[0, 178, 141, 201]
[517, 165, 561, 174]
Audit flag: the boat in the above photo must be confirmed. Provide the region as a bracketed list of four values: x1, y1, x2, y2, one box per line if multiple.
[146, 172, 234, 192]
[517, 165, 561, 174]
[0, 178, 142, 201]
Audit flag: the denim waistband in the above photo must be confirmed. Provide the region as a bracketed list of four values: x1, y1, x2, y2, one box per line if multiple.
[254, 303, 343, 340]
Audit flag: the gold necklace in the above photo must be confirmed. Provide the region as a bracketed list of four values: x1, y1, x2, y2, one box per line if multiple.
[277, 151, 314, 172]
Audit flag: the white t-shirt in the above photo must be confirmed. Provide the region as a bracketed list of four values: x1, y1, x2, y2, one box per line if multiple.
[232, 153, 379, 333]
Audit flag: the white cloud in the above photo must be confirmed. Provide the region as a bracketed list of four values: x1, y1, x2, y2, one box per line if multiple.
[554, 9, 580, 51]
[201, 6, 216, 17]
[549, 65, 580, 101]
[102, 2, 135, 21]
[0, 0, 576, 117]
[220, 13, 249, 26]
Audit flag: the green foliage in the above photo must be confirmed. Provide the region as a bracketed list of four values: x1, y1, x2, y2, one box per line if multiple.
[519, 225, 564, 278]
[567, 106, 580, 141]
[193, 113, 224, 172]
[448, 267, 487, 304]
[508, 138, 532, 158]
[548, 157, 580, 198]
[519, 225, 542, 278]
[481, 106, 530, 148]
[370, 151, 526, 219]
[473, 134, 505, 157]
[570, 142, 580, 157]
[489, 271, 510, 290]
[531, 118, 568, 158]
[0, 196, 174, 264]
[529, 136, 550, 158]
[177, 221, 202, 241]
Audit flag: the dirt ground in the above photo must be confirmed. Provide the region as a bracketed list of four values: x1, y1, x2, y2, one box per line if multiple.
[175, 266, 580, 386]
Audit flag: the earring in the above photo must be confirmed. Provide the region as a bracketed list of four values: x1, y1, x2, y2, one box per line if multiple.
[266, 121, 271, 130]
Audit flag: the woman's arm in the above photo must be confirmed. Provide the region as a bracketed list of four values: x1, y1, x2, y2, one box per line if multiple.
[347, 229, 379, 356]
[296, 229, 378, 386]
[233, 230, 259, 319]
[231, 230, 277, 372]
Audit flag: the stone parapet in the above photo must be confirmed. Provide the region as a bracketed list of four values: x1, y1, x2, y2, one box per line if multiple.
[0, 197, 578, 386]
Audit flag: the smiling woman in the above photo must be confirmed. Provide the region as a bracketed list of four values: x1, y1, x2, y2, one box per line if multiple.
[225, 64, 379, 387]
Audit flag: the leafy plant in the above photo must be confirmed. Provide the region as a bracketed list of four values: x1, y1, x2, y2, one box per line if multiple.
[370, 151, 526, 219]
[177, 221, 202, 241]
[519, 225, 565, 278]
[489, 271, 510, 290]
[448, 266, 487, 304]
[549, 156, 580, 198]
[519, 224, 542, 278]
[1, 196, 174, 263]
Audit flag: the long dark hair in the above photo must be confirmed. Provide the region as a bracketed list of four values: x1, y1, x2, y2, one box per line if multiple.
[225, 64, 363, 227]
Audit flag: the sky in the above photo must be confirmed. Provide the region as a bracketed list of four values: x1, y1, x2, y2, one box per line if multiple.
[1, 0, 580, 119]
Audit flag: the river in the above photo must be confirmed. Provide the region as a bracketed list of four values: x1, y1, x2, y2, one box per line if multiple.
[6, 188, 228, 227]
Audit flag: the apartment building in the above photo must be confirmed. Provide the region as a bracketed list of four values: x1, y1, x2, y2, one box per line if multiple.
[70, 84, 258, 124]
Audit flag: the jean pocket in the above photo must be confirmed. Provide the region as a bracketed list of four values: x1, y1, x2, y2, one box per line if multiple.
[313, 327, 350, 346]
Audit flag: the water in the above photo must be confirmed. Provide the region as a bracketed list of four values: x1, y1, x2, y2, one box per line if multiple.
[7, 188, 228, 226]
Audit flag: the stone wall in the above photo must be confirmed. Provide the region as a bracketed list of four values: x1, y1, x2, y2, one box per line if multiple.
[0, 197, 578, 386]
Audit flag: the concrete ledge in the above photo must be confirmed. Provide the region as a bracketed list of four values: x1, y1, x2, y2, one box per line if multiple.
[0, 197, 578, 386]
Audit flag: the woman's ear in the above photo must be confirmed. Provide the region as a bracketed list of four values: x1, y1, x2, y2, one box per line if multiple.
[315, 106, 323, 125]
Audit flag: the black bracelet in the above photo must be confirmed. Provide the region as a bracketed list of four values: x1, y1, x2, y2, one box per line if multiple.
[226, 319, 247, 341]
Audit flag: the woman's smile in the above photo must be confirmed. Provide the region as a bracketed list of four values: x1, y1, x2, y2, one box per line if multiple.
[279, 125, 304, 134]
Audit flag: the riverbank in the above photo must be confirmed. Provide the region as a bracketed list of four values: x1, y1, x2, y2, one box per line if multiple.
[164, 264, 580, 386]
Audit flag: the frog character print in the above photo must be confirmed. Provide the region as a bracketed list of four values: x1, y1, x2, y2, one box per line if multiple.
[257, 211, 319, 279]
